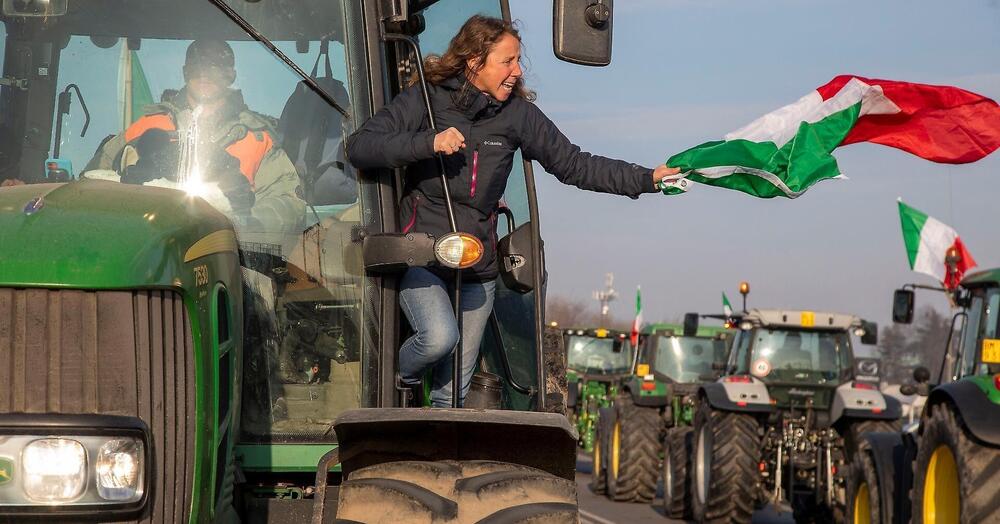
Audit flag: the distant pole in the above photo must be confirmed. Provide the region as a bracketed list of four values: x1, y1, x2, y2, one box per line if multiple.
[593, 273, 618, 321]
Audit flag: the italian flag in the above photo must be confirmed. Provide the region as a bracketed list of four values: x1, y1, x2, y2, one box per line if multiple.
[898, 199, 976, 290]
[630, 287, 642, 346]
[722, 292, 733, 317]
[662, 75, 1000, 198]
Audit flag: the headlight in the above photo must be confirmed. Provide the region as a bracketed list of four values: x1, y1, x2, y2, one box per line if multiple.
[434, 232, 484, 269]
[739, 321, 753, 330]
[96, 438, 144, 502]
[23, 438, 87, 502]
[0, 414, 149, 517]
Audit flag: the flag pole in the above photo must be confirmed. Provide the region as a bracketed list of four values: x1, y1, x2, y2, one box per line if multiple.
[120, 43, 133, 131]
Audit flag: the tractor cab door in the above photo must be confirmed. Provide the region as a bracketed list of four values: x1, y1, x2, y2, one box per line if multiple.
[382, 0, 548, 410]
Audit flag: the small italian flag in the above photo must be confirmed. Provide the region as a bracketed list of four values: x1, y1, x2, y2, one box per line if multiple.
[662, 75, 1000, 198]
[631, 287, 643, 346]
[898, 199, 976, 290]
[722, 292, 733, 317]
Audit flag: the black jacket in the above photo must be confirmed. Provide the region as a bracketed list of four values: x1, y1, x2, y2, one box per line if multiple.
[347, 76, 657, 280]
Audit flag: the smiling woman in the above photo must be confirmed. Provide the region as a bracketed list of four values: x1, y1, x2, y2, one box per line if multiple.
[347, 14, 680, 408]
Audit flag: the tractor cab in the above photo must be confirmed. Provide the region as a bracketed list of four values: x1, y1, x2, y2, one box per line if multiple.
[564, 327, 633, 379]
[637, 323, 732, 385]
[725, 309, 878, 411]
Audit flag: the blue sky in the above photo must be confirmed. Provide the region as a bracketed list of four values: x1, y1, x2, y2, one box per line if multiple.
[505, 0, 1000, 326]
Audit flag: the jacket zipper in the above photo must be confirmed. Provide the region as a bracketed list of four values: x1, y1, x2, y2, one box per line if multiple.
[470, 144, 479, 198]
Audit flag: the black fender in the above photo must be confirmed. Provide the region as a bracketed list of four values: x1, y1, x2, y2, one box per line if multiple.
[699, 382, 775, 414]
[843, 395, 904, 421]
[927, 379, 1000, 446]
[621, 377, 670, 407]
[332, 408, 578, 481]
[860, 430, 918, 524]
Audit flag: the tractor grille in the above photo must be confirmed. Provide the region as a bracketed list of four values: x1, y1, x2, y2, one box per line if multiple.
[0, 288, 195, 523]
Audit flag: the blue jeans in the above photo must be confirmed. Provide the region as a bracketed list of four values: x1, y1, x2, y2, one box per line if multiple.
[398, 267, 496, 408]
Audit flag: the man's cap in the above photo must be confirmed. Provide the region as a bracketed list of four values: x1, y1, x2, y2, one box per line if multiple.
[183, 40, 236, 86]
[185, 39, 235, 69]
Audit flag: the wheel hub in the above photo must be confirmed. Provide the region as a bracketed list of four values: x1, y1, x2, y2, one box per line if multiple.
[923, 444, 960, 524]
[853, 481, 870, 524]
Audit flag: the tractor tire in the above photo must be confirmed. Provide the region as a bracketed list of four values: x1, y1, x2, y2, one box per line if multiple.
[590, 419, 607, 495]
[845, 449, 881, 524]
[846, 419, 901, 454]
[912, 402, 1000, 524]
[691, 401, 760, 524]
[662, 426, 693, 520]
[605, 395, 660, 503]
[335, 460, 578, 524]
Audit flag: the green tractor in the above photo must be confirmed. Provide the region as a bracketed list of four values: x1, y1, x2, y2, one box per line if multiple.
[0, 0, 618, 522]
[690, 309, 898, 523]
[846, 272, 1000, 524]
[591, 316, 732, 508]
[564, 327, 633, 452]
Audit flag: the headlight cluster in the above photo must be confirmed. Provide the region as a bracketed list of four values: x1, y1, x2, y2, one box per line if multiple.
[0, 433, 145, 507]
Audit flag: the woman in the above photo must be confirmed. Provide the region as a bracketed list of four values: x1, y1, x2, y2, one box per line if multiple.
[347, 15, 678, 407]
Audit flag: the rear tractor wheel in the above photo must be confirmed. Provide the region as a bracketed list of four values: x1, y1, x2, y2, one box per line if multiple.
[605, 395, 660, 503]
[662, 425, 693, 520]
[912, 402, 1000, 524]
[336, 460, 578, 524]
[691, 401, 760, 524]
[589, 420, 607, 495]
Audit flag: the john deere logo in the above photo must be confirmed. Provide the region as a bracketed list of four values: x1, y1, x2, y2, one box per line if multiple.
[0, 457, 13, 485]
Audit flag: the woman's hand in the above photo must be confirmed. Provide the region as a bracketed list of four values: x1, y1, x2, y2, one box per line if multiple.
[652, 164, 683, 184]
[434, 127, 466, 155]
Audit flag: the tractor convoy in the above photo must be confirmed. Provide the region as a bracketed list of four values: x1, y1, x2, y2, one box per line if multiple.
[0, 0, 992, 523]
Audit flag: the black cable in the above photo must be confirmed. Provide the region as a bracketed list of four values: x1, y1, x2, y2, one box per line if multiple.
[204, 0, 351, 119]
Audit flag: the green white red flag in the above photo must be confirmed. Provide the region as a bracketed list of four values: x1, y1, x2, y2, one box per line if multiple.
[631, 287, 642, 346]
[898, 199, 976, 290]
[722, 292, 733, 317]
[661, 75, 1000, 198]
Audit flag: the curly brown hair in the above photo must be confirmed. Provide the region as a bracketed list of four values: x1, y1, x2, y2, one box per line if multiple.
[417, 15, 535, 102]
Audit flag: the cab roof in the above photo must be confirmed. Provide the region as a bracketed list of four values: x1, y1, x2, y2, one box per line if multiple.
[960, 268, 1000, 288]
[742, 309, 863, 330]
[641, 322, 731, 338]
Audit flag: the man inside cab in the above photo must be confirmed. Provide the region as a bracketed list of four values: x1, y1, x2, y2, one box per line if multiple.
[85, 39, 305, 233]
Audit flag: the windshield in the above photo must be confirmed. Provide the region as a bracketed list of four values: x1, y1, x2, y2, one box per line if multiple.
[747, 328, 852, 384]
[0, 0, 372, 441]
[566, 335, 632, 375]
[653, 336, 727, 383]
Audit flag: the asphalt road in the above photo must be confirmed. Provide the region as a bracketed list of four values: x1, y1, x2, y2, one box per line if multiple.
[575, 453, 796, 524]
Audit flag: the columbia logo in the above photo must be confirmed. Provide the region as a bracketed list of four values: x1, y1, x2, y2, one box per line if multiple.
[483, 139, 503, 147]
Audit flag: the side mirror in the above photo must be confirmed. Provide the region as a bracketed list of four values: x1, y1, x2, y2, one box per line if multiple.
[913, 366, 931, 384]
[855, 358, 880, 381]
[860, 321, 878, 345]
[553, 0, 613, 66]
[683, 313, 699, 337]
[892, 289, 915, 324]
